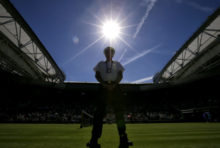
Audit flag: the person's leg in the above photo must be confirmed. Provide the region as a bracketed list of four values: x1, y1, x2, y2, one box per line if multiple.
[87, 87, 106, 147]
[112, 86, 126, 136]
[112, 87, 133, 147]
[90, 103, 105, 143]
[114, 104, 133, 148]
[113, 103, 126, 136]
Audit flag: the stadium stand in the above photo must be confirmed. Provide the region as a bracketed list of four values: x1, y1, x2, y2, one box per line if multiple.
[0, 0, 219, 124]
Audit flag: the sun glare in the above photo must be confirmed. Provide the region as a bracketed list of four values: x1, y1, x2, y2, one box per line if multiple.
[66, 3, 142, 63]
[102, 20, 120, 40]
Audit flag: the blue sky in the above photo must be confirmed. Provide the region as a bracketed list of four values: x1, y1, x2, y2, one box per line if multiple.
[10, 0, 220, 83]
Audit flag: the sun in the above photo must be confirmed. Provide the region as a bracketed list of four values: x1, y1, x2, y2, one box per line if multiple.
[102, 20, 121, 40]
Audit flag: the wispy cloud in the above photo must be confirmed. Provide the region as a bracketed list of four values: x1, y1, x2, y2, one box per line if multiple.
[120, 0, 158, 65]
[133, 0, 157, 39]
[187, 1, 213, 13]
[118, 48, 127, 62]
[175, 0, 213, 13]
[131, 75, 153, 83]
[122, 44, 161, 66]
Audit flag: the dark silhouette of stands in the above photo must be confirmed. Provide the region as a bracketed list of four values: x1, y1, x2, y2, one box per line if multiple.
[0, 69, 220, 123]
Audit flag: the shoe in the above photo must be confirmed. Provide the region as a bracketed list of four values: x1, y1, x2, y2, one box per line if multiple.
[119, 141, 133, 148]
[86, 141, 101, 148]
[119, 134, 133, 148]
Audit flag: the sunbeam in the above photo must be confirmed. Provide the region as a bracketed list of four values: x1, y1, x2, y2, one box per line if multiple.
[120, 32, 133, 37]
[92, 13, 104, 24]
[119, 48, 127, 62]
[120, 24, 138, 29]
[76, 1, 143, 65]
[83, 21, 102, 29]
[62, 35, 104, 66]
[118, 36, 139, 53]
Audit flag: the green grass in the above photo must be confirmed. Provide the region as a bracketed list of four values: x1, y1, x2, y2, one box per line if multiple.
[0, 123, 220, 148]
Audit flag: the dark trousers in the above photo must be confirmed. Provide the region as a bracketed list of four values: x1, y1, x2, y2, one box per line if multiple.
[91, 85, 126, 141]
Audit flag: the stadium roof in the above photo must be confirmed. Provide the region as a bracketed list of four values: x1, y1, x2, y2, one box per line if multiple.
[155, 7, 220, 83]
[1, 0, 219, 89]
[0, 0, 65, 83]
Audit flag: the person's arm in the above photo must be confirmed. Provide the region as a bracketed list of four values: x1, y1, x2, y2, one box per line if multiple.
[114, 62, 124, 84]
[114, 71, 123, 84]
[95, 71, 106, 85]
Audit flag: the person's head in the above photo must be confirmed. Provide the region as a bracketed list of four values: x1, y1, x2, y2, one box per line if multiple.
[104, 46, 115, 61]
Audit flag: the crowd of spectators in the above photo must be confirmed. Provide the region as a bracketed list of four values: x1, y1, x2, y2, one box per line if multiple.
[0, 100, 182, 123]
[1, 95, 219, 123]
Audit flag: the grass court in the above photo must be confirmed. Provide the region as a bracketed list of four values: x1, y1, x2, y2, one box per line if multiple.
[0, 123, 220, 148]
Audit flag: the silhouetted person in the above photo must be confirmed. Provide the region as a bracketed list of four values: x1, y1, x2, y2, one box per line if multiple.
[87, 47, 133, 148]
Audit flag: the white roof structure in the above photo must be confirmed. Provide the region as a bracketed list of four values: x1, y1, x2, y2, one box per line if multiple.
[0, 0, 65, 82]
[155, 7, 220, 83]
